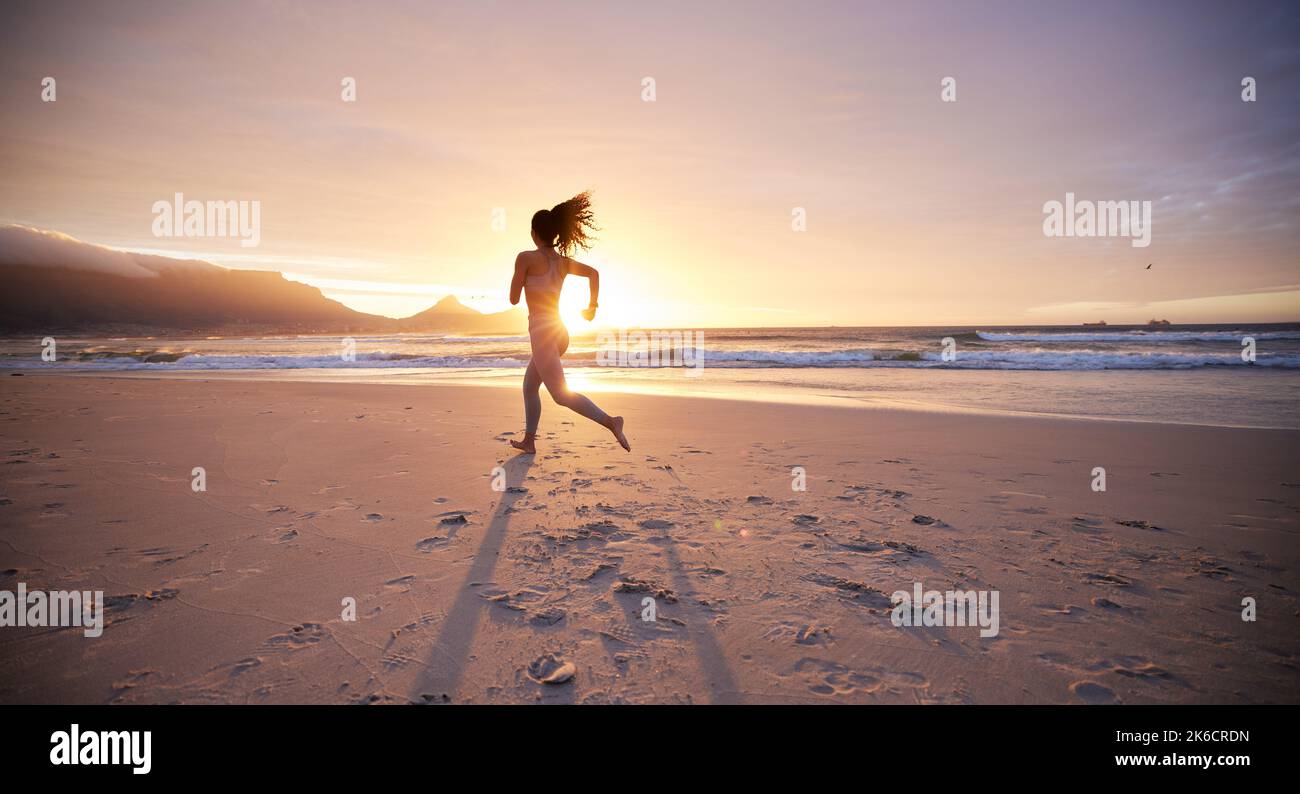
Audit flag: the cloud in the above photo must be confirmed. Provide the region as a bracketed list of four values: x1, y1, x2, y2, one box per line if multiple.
[0, 225, 224, 279]
[1027, 290, 1300, 323]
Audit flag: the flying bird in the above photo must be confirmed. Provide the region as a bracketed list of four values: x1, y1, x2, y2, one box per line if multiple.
[1145, 263, 1152, 269]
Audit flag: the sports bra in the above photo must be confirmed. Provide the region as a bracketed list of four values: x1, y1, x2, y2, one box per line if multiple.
[524, 250, 566, 295]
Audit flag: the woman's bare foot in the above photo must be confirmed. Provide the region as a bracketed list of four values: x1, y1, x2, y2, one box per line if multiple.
[608, 416, 630, 452]
[510, 435, 536, 454]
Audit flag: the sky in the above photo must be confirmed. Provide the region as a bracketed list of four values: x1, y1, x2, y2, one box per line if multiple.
[1, 0, 1298, 327]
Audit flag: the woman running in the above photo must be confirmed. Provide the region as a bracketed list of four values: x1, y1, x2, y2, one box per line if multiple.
[508, 192, 630, 454]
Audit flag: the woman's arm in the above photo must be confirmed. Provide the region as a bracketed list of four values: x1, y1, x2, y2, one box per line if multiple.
[509, 253, 527, 305]
[566, 258, 600, 319]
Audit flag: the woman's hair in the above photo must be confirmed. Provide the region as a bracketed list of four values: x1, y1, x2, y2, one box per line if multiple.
[531, 191, 597, 255]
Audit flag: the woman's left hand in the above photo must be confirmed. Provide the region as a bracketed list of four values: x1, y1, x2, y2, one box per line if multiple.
[581, 306, 597, 322]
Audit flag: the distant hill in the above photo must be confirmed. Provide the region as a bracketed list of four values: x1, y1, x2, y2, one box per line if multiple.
[398, 295, 525, 334]
[420, 295, 480, 316]
[0, 263, 395, 335]
[0, 225, 525, 336]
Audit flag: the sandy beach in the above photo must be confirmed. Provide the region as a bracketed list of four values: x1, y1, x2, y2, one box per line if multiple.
[1, 373, 1296, 704]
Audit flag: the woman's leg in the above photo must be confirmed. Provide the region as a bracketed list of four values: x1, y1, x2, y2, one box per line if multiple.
[511, 360, 543, 454]
[535, 331, 630, 451]
[523, 360, 542, 434]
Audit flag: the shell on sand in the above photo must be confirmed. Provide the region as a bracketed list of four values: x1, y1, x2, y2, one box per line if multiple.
[527, 654, 575, 685]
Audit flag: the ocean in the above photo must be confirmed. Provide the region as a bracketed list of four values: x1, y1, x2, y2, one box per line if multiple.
[4, 324, 1299, 429]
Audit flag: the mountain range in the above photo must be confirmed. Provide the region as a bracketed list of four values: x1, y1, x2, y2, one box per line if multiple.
[0, 225, 526, 335]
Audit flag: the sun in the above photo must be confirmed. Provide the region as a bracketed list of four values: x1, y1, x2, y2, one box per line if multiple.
[558, 288, 594, 329]
[557, 276, 655, 329]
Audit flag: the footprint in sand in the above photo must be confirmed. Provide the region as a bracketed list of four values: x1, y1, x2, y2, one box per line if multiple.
[265, 623, 325, 650]
[230, 657, 262, 677]
[415, 536, 449, 552]
[795, 658, 925, 697]
[598, 623, 641, 648]
[1083, 571, 1132, 587]
[803, 668, 880, 696]
[580, 562, 619, 581]
[1069, 680, 1119, 704]
[653, 465, 680, 481]
[1116, 519, 1166, 531]
[1193, 557, 1232, 580]
[1037, 604, 1087, 618]
[800, 572, 893, 609]
[104, 588, 180, 612]
[381, 651, 419, 671]
[613, 577, 677, 602]
[1070, 520, 1106, 536]
[836, 537, 924, 558]
[109, 670, 158, 700]
[764, 622, 833, 647]
[1105, 657, 1175, 681]
[795, 625, 831, 646]
[528, 607, 567, 626]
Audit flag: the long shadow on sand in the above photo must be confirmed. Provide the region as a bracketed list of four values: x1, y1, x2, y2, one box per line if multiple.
[410, 453, 534, 701]
[655, 526, 744, 704]
[408, 452, 742, 704]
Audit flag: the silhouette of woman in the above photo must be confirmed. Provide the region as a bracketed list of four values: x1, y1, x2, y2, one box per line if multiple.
[508, 192, 629, 454]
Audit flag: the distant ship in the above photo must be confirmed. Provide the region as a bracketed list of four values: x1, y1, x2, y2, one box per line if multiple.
[1083, 320, 1108, 327]
[1147, 318, 1171, 326]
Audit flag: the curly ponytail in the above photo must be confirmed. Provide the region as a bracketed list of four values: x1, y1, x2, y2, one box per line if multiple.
[531, 191, 598, 255]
